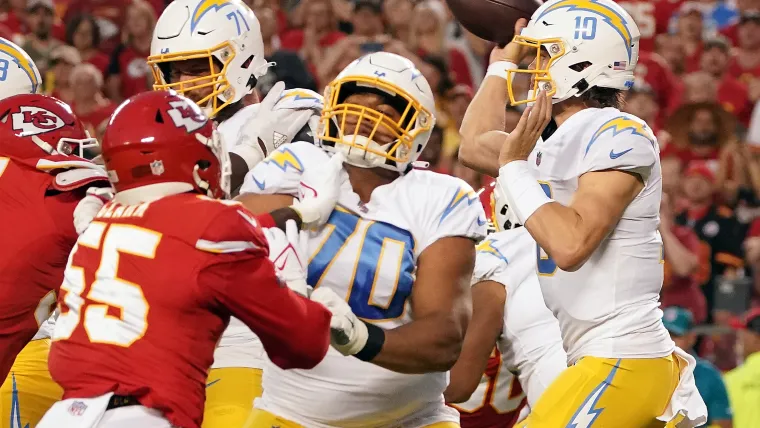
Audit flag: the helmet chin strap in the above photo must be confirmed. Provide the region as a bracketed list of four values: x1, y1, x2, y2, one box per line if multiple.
[192, 165, 214, 198]
[31, 135, 58, 155]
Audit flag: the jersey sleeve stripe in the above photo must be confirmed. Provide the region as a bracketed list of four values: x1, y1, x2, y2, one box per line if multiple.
[195, 239, 259, 254]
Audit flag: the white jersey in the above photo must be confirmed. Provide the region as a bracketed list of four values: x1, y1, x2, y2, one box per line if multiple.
[526, 107, 673, 364]
[469, 227, 567, 409]
[212, 102, 266, 369]
[240, 142, 487, 428]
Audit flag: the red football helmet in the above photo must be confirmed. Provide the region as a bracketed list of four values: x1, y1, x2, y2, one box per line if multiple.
[0, 93, 98, 160]
[101, 90, 230, 198]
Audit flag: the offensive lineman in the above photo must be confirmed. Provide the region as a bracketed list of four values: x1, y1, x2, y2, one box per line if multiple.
[145, 1, 324, 424]
[237, 51, 486, 428]
[458, 0, 707, 425]
[446, 186, 567, 428]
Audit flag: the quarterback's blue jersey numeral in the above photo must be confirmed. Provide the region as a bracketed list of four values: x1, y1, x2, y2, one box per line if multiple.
[536, 182, 558, 276]
[0, 59, 9, 81]
[308, 209, 415, 320]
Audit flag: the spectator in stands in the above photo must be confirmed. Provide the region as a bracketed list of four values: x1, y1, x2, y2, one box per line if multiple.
[316, 35, 365, 87]
[624, 85, 664, 136]
[280, 0, 345, 79]
[721, 0, 760, 45]
[66, 14, 109, 76]
[726, 308, 760, 427]
[656, 33, 687, 76]
[21, 0, 61, 76]
[664, 102, 735, 165]
[350, 0, 384, 38]
[439, 84, 473, 171]
[0, 0, 24, 39]
[407, 0, 473, 88]
[700, 37, 752, 124]
[683, 71, 719, 104]
[717, 141, 760, 209]
[384, 0, 413, 43]
[46, 45, 81, 105]
[634, 51, 682, 125]
[420, 54, 454, 112]
[676, 162, 746, 322]
[661, 192, 708, 323]
[662, 307, 733, 428]
[728, 13, 760, 85]
[674, 2, 707, 73]
[69, 63, 116, 143]
[105, 0, 155, 102]
[254, 5, 317, 95]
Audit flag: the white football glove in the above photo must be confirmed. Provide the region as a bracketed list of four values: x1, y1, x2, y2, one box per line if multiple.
[263, 220, 310, 297]
[290, 152, 346, 228]
[310, 287, 369, 356]
[73, 187, 114, 235]
[231, 81, 324, 171]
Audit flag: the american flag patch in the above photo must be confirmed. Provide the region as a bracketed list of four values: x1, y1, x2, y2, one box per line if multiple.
[613, 61, 627, 70]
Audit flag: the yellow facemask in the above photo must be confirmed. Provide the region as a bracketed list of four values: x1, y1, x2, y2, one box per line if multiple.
[319, 75, 433, 168]
[505, 35, 564, 106]
[147, 41, 236, 119]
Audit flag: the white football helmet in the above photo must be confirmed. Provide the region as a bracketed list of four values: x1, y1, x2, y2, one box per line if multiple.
[0, 38, 42, 99]
[148, 0, 270, 119]
[506, 0, 640, 105]
[318, 52, 436, 174]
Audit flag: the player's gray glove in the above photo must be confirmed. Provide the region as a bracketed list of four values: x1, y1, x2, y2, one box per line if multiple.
[310, 287, 369, 356]
[263, 220, 310, 297]
[73, 187, 114, 235]
[290, 152, 346, 228]
[231, 81, 324, 171]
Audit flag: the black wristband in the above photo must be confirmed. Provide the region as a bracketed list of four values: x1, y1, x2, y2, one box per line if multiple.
[354, 321, 385, 362]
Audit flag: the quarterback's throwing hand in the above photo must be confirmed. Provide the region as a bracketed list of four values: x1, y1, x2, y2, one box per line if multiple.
[263, 219, 310, 296]
[291, 152, 346, 228]
[498, 89, 553, 166]
[310, 287, 369, 356]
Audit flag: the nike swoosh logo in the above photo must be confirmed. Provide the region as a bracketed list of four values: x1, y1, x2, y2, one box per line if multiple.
[206, 379, 220, 388]
[609, 148, 633, 159]
[252, 174, 266, 190]
[477, 217, 487, 226]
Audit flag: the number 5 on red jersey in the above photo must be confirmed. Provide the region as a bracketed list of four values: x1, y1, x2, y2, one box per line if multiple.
[54, 222, 161, 347]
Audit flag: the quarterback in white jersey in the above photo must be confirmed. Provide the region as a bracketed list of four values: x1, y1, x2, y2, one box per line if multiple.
[236, 51, 486, 428]
[458, 0, 707, 426]
[446, 186, 567, 428]
[0, 37, 64, 428]
[146, 1, 323, 426]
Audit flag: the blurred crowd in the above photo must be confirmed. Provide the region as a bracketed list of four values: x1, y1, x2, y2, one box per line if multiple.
[5, 0, 760, 406]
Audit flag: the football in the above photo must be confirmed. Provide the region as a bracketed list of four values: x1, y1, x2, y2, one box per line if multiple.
[445, 0, 544, 44]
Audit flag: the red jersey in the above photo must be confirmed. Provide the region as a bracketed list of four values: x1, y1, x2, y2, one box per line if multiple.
[449, 349, 527, 428]
[72, 102, 117, 138]
[106, 44, 152, 100]
[727, 54, 760, 85]
[618, 0, 683, 52]
[0, 155, 105, 380]
[49, 193, 331, 428]
[635, 52, 683, 126]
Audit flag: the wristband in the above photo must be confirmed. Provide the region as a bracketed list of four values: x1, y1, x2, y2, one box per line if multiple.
[496, 160, 552, 224]
[486, 61, 518, 81]
[354, 321, 385, 362]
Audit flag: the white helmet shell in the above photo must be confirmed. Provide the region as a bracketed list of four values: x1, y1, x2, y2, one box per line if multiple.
[148, 0, 270, 118]
[0, 38, 42, 99]
[318, 52, 436, 174]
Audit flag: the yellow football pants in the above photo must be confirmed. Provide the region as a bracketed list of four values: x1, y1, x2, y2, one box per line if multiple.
[515, 354, 682, 428]
[0, 339, 62, 428]
[244, 409, 460, 428]
[202, 367, 263, 428]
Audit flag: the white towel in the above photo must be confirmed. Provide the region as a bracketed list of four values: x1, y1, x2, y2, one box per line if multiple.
[656, 347, 708, 427]
[37, 392, 114, 428]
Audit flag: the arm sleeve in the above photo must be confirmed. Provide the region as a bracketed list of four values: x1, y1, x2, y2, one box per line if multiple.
[197, 206, 331, 370]
[419, 177, 487, 249]
[580, 115, 658, 182]
[239, 141, 326, 196]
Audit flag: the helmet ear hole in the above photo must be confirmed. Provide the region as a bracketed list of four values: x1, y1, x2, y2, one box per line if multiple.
[155, 111, 165, 124]
[197, 159, 212, 170]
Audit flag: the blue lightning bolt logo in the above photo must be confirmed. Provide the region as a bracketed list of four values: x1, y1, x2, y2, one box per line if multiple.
[566, 359, 621, 428]
[476, 239, 509, 264]
[584, 116, 654, 157]
[538, 0, 634, 61]
[440, 188, 481, 224]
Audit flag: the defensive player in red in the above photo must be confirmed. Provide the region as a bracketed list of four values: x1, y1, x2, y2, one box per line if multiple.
[0, 93, 108, 388]
[38, 90, 338, 428]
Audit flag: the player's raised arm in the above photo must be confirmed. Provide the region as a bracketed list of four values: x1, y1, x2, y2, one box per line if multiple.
[458, 19, 530, 177]
[199, 207, 332, 370]
[445, 277, 506, 402]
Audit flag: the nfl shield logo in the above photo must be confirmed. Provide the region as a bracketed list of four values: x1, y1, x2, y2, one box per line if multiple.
[68, 401, 88, 416]
[150, 160, 165, 176]
[536, 152, 542, 166]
